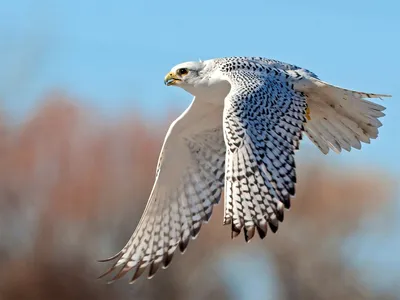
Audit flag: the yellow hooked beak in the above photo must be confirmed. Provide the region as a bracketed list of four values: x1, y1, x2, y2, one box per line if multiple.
[164, 72, 181, 86]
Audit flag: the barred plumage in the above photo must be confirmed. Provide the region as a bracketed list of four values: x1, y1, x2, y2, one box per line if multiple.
[99, 56, 390, 283]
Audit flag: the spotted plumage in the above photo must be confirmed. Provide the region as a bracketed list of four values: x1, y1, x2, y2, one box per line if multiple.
[99, 56, 390, 283]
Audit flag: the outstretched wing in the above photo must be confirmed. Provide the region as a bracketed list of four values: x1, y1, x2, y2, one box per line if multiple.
[98, 98, 225, 283]
[217, 58, 307, 241]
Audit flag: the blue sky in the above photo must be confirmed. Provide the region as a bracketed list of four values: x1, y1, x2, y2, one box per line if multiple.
[1, 0, 399, 296]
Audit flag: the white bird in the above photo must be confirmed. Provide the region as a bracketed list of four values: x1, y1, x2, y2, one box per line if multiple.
[98, 56, 390, 283]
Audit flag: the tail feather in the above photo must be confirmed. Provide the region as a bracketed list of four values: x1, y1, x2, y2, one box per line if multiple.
[304, 122, 330, 154]
[301, 78, 390, 154]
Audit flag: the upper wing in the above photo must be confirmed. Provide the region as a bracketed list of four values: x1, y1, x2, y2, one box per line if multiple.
[226, 56, 319, 78]
[98, 98, 225, 283]
[217, 58, 307, 241]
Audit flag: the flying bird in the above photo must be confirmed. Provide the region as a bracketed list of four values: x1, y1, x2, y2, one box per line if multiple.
[98, 56, 390, 283]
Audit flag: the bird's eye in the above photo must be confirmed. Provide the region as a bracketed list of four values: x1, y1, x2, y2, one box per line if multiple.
[177, 68, 188, 76]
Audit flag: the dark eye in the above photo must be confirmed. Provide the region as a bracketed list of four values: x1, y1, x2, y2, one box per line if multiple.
[177, 68, 188, 76]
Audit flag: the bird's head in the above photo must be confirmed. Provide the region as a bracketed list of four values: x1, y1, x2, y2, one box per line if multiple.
[164, 61, 209, 93]
[164, 59, 230, 98]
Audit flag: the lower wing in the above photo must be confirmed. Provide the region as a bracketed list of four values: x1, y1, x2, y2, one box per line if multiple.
[98, 98, 226, 283]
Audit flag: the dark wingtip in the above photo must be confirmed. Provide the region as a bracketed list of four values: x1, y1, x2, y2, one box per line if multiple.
[179, 238, 189, 253]
[289, 185, 295, 196]
[256, 225, 267, 239]
[97, 251, 123, 263]
[109, 264, 134, 283]
[269, 222, 279, 233]
[97, 265, 116, 280]
[231, 223, 241, 239]
[97, 252, 125, 281]
[148, 261, 160, 279]
[162, 251, 174, 269]
[231, 230, 240, 239]
[276, 211, 284, 222]
[205, 210, 213, 222]
[129, 265, 147, 284]
[283, 197, 291, 209]
[244, 226, 255, 243]
[191, 224, 202, 238]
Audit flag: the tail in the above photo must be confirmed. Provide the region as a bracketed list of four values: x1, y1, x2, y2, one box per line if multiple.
[300, 79, 391, 154]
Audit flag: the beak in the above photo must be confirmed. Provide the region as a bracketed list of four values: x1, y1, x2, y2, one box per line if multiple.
[164, 72, 180, 86]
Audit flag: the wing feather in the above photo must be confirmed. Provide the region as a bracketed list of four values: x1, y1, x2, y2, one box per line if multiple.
[217, 58, 307, 241]
[98, 99, 225, 282]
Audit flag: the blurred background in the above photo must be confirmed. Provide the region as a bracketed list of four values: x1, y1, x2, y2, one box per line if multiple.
[0, 0, 399, 299]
